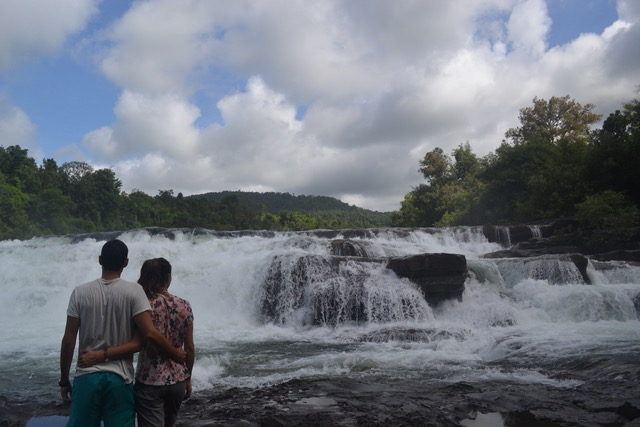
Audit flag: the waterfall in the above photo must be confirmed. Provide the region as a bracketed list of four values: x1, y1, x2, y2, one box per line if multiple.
[529, 225, 542, 238]
[494, 256, 587, 287]
[1, 227, 638, 403]
[260, 253, 432, 326]
[496, 226, 512, 247]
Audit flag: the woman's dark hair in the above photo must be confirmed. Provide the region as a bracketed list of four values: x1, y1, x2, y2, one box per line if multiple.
[138, 257, 172, 298]
[100, 239, 128, 271]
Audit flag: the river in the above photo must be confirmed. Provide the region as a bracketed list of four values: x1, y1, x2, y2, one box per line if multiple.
[1, 227, 638, 426]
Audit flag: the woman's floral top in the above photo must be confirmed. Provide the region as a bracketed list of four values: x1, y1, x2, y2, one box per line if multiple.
[135, 292, 193, 386]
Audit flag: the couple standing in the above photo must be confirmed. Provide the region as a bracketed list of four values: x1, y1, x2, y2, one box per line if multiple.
[59, 239, 195, 427]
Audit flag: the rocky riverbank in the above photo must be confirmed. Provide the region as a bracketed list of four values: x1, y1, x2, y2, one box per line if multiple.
[5, 370, 640, 427]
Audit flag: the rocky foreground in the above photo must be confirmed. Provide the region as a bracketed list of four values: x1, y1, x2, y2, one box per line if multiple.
[4, 371, 640, 427]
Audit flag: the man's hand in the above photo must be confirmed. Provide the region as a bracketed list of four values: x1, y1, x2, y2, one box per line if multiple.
[173, 347, 187, 364]
[60, 383, 72, 402]
[78, 349, 104, 368]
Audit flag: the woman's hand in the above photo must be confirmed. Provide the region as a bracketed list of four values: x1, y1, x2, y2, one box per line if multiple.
[78, 349, 105, 368]
[184, 379, 192, 400]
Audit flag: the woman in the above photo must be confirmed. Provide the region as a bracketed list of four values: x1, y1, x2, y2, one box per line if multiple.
[80, 258, 195, 427]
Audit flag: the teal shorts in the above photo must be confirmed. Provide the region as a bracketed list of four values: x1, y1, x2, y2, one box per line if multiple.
[67, 372, 135, 427]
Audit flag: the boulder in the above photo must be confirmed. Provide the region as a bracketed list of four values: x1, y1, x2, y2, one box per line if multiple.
[330, 239, 376, 257]
[568, 253, 590, 284]
[589, 249, 640, 264]
[508, 225, 537, 245]
[386, 253, 467, 304]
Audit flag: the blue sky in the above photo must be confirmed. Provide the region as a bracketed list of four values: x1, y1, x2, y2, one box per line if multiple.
[0, 0, 637, 211]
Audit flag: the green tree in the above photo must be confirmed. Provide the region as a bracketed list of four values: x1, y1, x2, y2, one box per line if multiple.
[505, 95, 600, 146]
[479, 95, 601, 222]
[0, 178, 30, 239]
[61, 163, 124, 230]
[392, 146, 454, 227]
[38, 158, 65, 190]
[575, 190, 639, 250]
[436, 143, 486, 226]
[29, 188, 75, 235]
[393, 143, 486, 227]
[61, 161, 95, 183]
[123, 190, 157, 228]
[587, 98, 640, 206]
[0, 145, 40, 193]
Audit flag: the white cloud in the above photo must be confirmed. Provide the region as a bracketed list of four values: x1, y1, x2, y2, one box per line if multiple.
[82, 126, 115, 158]
[507, 0, 551, 58]
[618, 0, 640, 23]
[60, 0, 640, 211]
[0, 0, 96, 164]
[83, 91, 201, 161]
[0, 96, 37, 150]
[200, 76, 322, 189]
[98, 0, 217, 95]
[0, 0, 97, 70]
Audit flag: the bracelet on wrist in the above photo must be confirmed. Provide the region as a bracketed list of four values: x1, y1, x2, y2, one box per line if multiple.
[58, 379, 70, 387]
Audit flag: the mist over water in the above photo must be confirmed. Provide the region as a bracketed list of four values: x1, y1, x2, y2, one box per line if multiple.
[1, 227, 639, 404]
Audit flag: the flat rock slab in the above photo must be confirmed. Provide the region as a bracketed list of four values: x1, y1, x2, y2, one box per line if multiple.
[8, 375, 639, 427]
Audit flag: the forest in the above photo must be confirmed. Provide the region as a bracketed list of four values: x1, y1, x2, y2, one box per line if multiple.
[1, 94, 638, 242]
[392, 95, 640, 249]
[0, 148, 390, 240]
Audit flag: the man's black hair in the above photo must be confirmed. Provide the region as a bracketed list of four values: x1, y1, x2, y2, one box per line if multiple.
[101, 239, 129, 271]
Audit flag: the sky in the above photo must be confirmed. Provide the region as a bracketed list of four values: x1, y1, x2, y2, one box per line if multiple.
[0, 0, 637, 212]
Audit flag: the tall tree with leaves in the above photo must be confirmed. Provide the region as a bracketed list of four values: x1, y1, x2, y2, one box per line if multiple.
[587, 98, 640, 206]
[392, 148, 452, 226]
[0, 145, 40, 193]
[392, 144, 486, 226]
[480, 95, 601, 222]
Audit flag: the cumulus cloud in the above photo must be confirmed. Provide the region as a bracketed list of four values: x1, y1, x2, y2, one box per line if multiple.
[0, 0, 96, 163]
[83, 1, 640, 210]
[83, 91, 201, 161]
[0, 0, 97, 70]
[3, 0, 637, 211]
[507, 0, 551, 58]
[0, 96, 37, 150]
[603, 1, 640, 86]
[98, 0, 217, 95]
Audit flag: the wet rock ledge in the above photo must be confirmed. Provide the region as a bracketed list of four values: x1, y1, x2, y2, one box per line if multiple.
[5, 373, 639, 427]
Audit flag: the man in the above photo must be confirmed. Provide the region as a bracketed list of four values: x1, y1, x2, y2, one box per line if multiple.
[59, 239, 186, 427]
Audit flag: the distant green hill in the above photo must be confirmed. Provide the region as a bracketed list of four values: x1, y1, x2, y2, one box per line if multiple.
[189, 191, 392, 227]
[190, 191, 373, 212]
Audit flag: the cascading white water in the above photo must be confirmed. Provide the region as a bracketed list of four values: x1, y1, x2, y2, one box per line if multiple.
[496, 226, 512, 247]
[529, 224, 543, 238]
[1, 227, 638, 405]
[260, 253, 432, 326]
[494, 257, 586, 286]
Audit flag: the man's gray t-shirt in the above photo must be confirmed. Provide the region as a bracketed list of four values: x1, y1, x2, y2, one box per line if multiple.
[67, 278, 150, 383]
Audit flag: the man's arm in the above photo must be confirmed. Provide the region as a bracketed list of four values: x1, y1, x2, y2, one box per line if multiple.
[59, 316, 79, 402]
[184, 323, 195, 400]
[77, 332, 143, 368]
[133, 311, 186, 363]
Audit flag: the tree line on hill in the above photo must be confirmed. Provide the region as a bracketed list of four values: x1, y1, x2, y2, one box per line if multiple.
[193, 190, 365, 213]
[391, 95, 640, 250]
[0, 149, 390, 240]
